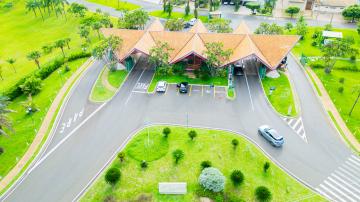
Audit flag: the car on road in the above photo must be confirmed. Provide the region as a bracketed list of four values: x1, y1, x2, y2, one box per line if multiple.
[234, 67, 244, 76]
[177, 82, 189, 93]
[258, 125, 284, 147]
[184, 22, 191, 29]
[156, 81, 167, 93]
[188, 18, 197, 26]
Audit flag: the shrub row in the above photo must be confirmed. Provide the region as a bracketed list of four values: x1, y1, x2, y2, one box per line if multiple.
[309, 60, 359, 72]
[3, 51, 91, 100]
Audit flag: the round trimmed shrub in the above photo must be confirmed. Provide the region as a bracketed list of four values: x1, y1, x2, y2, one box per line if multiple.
[230, 170, 244, 186]
[0, 147, 4, 155]
[105, 167, 121, 185]
[263, 162, 270, 173]
[201, 160, 212, 170]
[141, 160, 148, 169]
[338, 87, 344, 93]
[117, 152, 125, 162]
[162, 127, 171, 138]
[188, 130, 197, 140]
[255, 186, 272, 202]
[172, 149, 184, 164]
[339, 78, 345, 84]
[199, 167, 225, 192]
[231, 139, 239, 149]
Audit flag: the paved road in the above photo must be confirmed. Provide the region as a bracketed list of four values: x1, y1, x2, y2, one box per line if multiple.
[2, 53, 360, 201]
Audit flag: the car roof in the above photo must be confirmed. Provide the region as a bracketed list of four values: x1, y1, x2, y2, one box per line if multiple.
[158, 81, 166, 85]
[267, 129, 282, 139]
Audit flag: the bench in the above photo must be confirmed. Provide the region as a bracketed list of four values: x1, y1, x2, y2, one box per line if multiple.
[158, 182, 187, 195]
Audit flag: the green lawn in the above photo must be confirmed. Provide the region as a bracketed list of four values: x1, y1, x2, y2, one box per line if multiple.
[90, 68, 116, 102]
[108, 69, 128, 88]
[149, 10, 209, 22]
[313, 69, 360, 141]
[290, 27, 360, 57]
[148, 73, 228, 93]
[261, 72, 297, 117]
[0, 0, 98, 93]
[81, 126, 324, 201]
[0, 58, 88, 178]
[86, 0, 140, 11]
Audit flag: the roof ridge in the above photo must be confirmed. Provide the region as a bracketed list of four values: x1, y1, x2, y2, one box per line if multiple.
[247, 35, 272, 67]
[170, 32, 196, 61]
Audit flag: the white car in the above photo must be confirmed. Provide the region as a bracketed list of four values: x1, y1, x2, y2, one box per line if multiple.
[156, 81, 167, 93]
[188, 18, 197, 26]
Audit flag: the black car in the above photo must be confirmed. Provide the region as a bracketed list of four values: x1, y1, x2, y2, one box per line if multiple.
[177, 82, 189, 93]
[184, 22, 191, 29]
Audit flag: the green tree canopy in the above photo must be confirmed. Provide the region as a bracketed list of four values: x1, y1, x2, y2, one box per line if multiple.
[295, 16, 308, 39]
[165, 18, 184, 31]
[120, 9, 149, 29]
[245, 2, 260, 14]
[204, 42, 233, 72]
[208, 18, 232, 33]
[27, 51, 41, 69]
[342, 4, 360, 22]
[255, 22, 284, 34]
[20, 76, 42, 96]
[68, 3, 87, 17]
[92, 35, 123, 66]
[149, 41, 174, 68]
[0, 96, 14, 136]
[285, 6, 300, 18]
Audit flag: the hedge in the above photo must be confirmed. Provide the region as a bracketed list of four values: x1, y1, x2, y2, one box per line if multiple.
[2, 51, 91, 100]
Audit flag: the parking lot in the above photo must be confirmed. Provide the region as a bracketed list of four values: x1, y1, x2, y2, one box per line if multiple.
[154, 84, 228, 100]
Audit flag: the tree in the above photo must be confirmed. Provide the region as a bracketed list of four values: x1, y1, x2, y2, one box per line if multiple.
[105, 167, 121, 185]
[188, 130, 197, 140]
[295, 16, 308, 39]
[357, 22, 360, 35]
[6, 58, 17, 73]
[234, 0, 240, 12]
[117, 152, 125, 162]
[208, 18, 232, 33]
[185, 0, 190, 16]
[64, 38, 71, 49]
[285, 6, 300, 18]
[149, 41, 173, 69]
[68, 3, 87, 17]
[162, 127, 171, 138]
[27, 51, 41, 69]
[92, 21, 103, 39]
[204, 42, 233, 75]
[165, 18, 184, 31]
[230, 170, 244, 186]
[194, 7, 198, 19]
[172, 149, 184, 164]
[25, 0, 39, 18]
[79, 26, 91, 43]
[167, 1, 173, 17]
[199, 167, 225, 192]
[54, 39, 66, 57]
[0, 96, 14, 136]
[122, 9, 149, 29]
[342, 4, 360, 22]
[349, 85, 360, 116]
[324, 23, 332, 31]
[284, 22, 293, 31]
[92, 35, 123, 67]
[245, 2, 260, 14]
[42, 45, 53, 54]
[0, 147, 3, 155]
[263, 162, 270, 173]
[255, 22, 284, 35]
[0, 65, 3, 80]
[141, 160, 148, 169]
[231, 139, 239, 149]
[201, 160, 212, 170]
[255, 186, 272, 202]
[20, 76, 42, 96]
[321, 39, 358, 73]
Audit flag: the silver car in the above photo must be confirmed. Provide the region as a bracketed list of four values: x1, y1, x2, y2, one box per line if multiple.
[258, 125, 284, 147]
[156, 81, 167, 93]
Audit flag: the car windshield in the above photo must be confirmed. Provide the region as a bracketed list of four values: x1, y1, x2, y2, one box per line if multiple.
[267, 129, 283, 140]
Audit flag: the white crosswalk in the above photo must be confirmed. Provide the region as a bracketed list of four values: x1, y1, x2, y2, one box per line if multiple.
[59, 108, 84, 134]
[316, 155, 360, 202]
[283, 117, 307, 142]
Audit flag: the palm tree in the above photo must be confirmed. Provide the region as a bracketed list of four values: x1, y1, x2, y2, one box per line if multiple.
[64, 38, 71, 49]
[54, 39, 66, 57]
[25, 0, 38, 17]
[0, 96, 14, 136]
[6, 58, 17, 73]
[349, 85, 360, 116]
[27, 51, 42, 69]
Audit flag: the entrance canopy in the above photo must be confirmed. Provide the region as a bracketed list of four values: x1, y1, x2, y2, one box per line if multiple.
[101, 19, 300, 70]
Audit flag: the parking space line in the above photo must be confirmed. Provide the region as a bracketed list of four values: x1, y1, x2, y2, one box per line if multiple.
[189, 85, 192, 96]
[164, 85, 169, 95]
[201, 86, 204, 96]
[213, 86, 216, 98]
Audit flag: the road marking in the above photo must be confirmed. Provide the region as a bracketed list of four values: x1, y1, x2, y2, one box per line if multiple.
[283, 117, 307, 142]
[327, 177, 360, 200]
[334, 170, 360, 187]
[316, 188, 333, 201]
[338, 166, 360, 179]
[330, 174, 360, 198]
[201, 86, 204, 96]
[125, 68, 146, 105]
[292, 117, 302, 129]
[28, 102, 107, 174]
[132, 90, 148, 94]
[345, 161, 360, 173]
[351, 155, 360, 163]
[189, 85, 192, 96]
[319, 184, 347, 202]
[243, 71, 254, 111]
[348, 158, 360, 167]
[323, 180, 356, 202]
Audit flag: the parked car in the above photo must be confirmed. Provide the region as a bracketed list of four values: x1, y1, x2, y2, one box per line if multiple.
[184, 22, 191, 29]
[177, 82, 189, 93]
[234, 67, 244, 76]
[156, 81, 167, 93]
[258, 125, 284, 147]
[188, 18, 197, 26]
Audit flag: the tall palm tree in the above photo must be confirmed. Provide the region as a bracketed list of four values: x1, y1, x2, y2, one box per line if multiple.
[64, 38, 71, 49]
[6, 58, 17, 73]
[54, 39, 66, 57]
[25, 0, 38, 17]
[0, 96, 14, 136]
[27, 51, 42, 69]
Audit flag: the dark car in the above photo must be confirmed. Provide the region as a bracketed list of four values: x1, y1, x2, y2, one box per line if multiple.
[258, 125, 284, 147]
[177, 82, 189, 93]
[184, 22, 191, 29]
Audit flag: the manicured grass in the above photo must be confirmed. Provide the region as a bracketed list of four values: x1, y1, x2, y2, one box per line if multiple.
[0, 0, 98, 92]
[261, 72, 297, 117]
[90, 68, 115, 102]
[81, 126, 324, 201]
[86, 0, 140, 11]
[313, 69, 360, 141]
[148, 74, 228, 92]
[289, 27, 360, 57]
[0, 58, 88, 178]
[305, 68, 322, 96]
[108, 69, 127, 88]
[149, 10, 209, 22]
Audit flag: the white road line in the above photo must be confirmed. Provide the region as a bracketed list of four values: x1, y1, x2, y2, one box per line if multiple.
[125, 68, 146, 105]
[335, 170, 360, 188]
[132, 90, 148, 94]
[316, 188, 333, 201]
[338, 167, 360, 180]
[288, 118, 294, 125]
[351, 155, 360, 163]
[323, 180, 357, 202]
[327, 177, 360, 200]
[79, 108, 84, 117]
[296, 125, 303, 134]
[345, 161, 360, 172]
[28, 102, 107, 174]
[73, 113, 78, 122]
[331, 173, 360, 195]
[243, 71, 254, 111]
[319, 184, 347, 202]
[348, 158, 360, 167]
[292, 118, 302, 129]
[66, 118, 72, 127]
